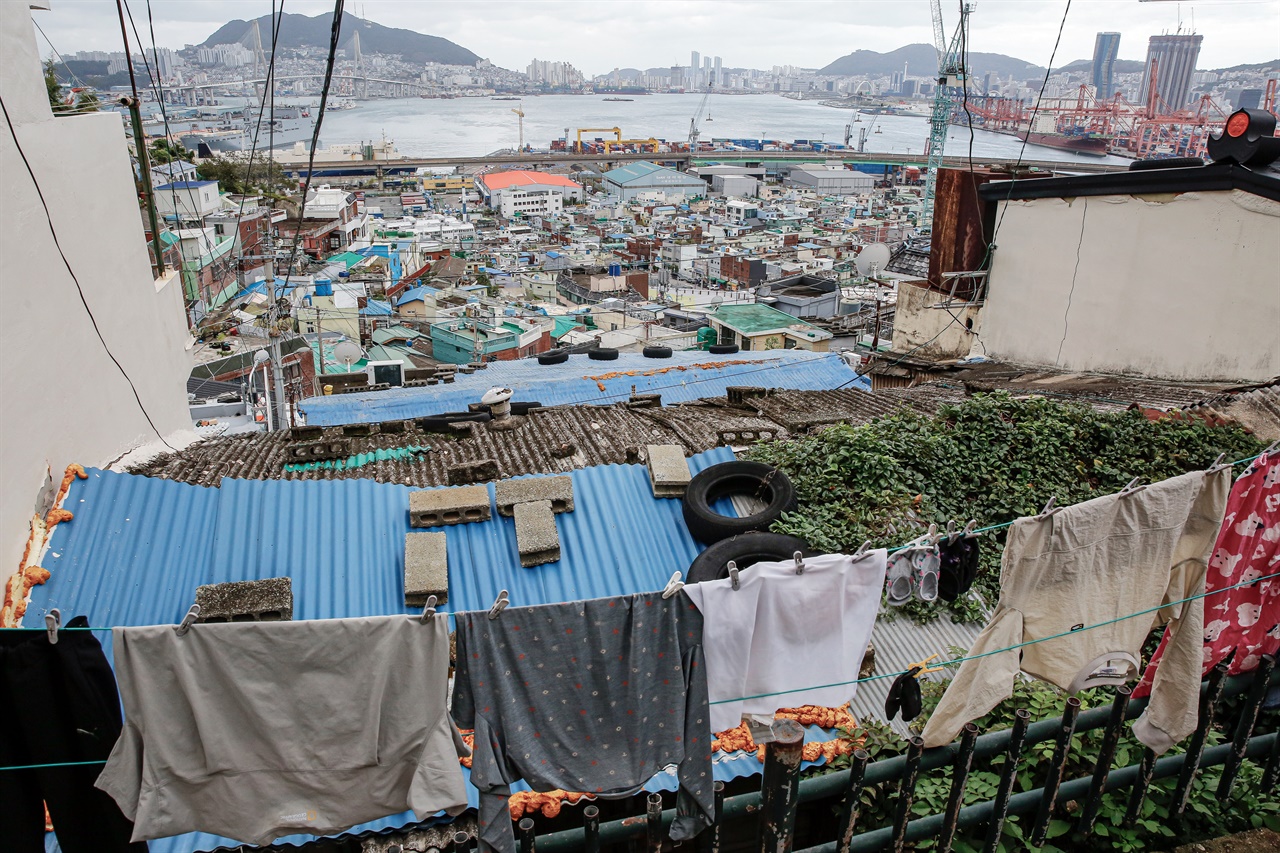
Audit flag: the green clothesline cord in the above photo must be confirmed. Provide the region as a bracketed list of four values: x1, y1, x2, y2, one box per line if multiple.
[709, 569, 1280, 706]
[0, 759, 106, 771]
[0, 451, 1268, 635]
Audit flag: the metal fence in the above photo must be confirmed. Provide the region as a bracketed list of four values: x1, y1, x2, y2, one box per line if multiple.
[515, 655, 1276, 853]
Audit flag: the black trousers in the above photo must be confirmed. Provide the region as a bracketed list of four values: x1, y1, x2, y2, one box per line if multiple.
[0, 615, 145, 853]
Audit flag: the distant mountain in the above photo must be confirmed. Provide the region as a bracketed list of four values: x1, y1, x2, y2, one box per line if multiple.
[1058, 58, 1146, 75]
[201, 12, 481, 66]
[820, 43, 1043, 81]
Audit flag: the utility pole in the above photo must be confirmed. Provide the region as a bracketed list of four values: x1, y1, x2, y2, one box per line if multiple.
[115, 0, 164, 276]
[314, 307, 324, 375]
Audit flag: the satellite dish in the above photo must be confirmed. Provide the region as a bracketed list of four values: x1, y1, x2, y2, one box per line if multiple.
[333, 340, 365, 368]
[855, 243, 891, 277]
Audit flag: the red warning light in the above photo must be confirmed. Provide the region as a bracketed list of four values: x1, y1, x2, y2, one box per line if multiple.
[1226, 112, 1250, 138]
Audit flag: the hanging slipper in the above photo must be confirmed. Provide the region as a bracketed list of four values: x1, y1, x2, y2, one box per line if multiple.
[938, 539, 966, 602]
[885, 666, 924, 722]
[914, 545, 941, 602]
[885, 548, 915, 606]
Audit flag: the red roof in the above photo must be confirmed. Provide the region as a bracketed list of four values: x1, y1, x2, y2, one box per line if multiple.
[480, 171, 582, 191]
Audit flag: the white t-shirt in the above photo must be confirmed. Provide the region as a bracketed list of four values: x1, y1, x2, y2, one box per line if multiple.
[682, 551, 887, 733]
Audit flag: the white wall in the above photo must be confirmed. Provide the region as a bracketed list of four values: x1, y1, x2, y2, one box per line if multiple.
[892, 281, 983, 359]
[981, 191, 1280, 382]
[0, 3, 192, 574]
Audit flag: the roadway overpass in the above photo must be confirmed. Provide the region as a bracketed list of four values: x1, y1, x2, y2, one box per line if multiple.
[273, 149, 1132, 177]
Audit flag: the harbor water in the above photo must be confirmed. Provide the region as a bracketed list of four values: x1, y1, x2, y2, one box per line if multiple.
[317, 92, 1132, 165]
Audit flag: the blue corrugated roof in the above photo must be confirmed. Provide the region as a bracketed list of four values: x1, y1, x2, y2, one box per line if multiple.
[154, 180, 217, 190]
[299, 350, 867, 426]
[396, 285, 441, 305]
[361, 299, 393, 316]
[28, 450, 745, 851]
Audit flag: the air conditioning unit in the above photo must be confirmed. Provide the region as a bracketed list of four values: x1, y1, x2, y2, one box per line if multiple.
[365, 360, 404, 387]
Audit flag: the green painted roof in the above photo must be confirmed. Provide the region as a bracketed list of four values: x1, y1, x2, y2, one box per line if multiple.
[552, 315, 585, 338]
[325, 251, 366, 269]
[711, 304, 822, 336]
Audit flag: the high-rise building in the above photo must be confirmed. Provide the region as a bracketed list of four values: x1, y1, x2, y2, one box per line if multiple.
[703, 56, 712, 89]
[1139, 34, 1203, 113]
[713, 56, 722, 88]
[690, 51, 700, 88]
[1091, 32, 1121, 99]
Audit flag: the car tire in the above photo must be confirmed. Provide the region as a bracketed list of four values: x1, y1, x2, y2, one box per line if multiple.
[681, 460, 797, 545]
[1128, 157, 1203, 171]
[538, 350, 569, 365]
[588, 347, 619, 361]
[643, 345, 673, 359]
[686, 532, 816, 584]
[708, 344, 739, 355]
[418, 412, 492, 432]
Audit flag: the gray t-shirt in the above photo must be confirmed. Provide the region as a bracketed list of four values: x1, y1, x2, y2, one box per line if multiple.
[97, 614, 469, 845]
[453, 591, 714, 853]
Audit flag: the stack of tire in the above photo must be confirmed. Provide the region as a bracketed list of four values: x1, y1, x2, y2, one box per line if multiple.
[681, 461, 813, 584]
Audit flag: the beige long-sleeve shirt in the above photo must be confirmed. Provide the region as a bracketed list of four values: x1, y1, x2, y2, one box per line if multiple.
[921, 469, 1229, 753]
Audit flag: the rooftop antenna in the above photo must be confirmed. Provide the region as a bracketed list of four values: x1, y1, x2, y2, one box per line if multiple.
[855, 242, 890, 280]
[333, 340, 365, 372]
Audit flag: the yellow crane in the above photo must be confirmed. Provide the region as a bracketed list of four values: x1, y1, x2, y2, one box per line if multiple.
[511, 105, 525, 152]
[576, 127, 622, 152]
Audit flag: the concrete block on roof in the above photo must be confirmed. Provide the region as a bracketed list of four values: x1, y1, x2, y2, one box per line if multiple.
[404, 532, 449, 605]
[196, 577, 293, 622]
[410, 484, 491, 528]
[447, 458, 501, 485]
[287, 439, 350, 460]
[290, 425, 324, 441]
[514, 500, 560, 567]
[380, 420, 408, 434]
[343, 423, 376, 436]
[646, 444, 692, 498]
[494, 475, 574, 517]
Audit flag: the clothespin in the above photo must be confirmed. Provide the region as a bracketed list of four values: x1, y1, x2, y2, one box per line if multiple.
[1263, 439, 1279, 457]
[793, 550, 805, 575]
[962, 519, 977, 539]
[661, 571, 684, 600]
[945, 520, 958, 543]
[419, 594, 438, 624]
[1207, 452, 1229, 473]
[727, 560, 740, 591]
[906, 653, 945, 677]
[174, 604, 201, 636]
[926, 523, 940, 545]
[487, 590, 509, 620]
[1036, 496, 1061, 520]
[853, 540, 873, 560]
[45, 608, 61, 645]
[1118, 477, 1146, 498]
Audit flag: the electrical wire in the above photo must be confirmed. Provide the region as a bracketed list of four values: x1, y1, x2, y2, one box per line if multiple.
[0, 94, 176, 452]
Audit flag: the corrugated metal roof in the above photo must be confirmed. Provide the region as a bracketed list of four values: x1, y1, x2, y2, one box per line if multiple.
[299, 350, 868, 426]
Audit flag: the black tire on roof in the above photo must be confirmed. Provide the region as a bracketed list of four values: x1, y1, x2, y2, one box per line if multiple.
[708, 344, 739, 355]
[685, 532, 816, 584]
[538, 350, 569, 365]
[681, 460, 798, 545]
[588, 347, 620, 361]
[643, 345, 673, 359]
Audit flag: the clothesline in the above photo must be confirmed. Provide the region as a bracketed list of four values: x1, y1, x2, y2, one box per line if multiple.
[4, 451, 1265, 635]
[708, 569, 1280, 705]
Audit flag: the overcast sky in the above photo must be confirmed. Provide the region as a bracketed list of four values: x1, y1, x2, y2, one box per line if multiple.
[34, 0, 1280, 75]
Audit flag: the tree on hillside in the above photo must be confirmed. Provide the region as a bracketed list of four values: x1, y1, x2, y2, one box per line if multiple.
[197, 155, 290, 195]
[44, 59, 99, 115]
[150, 138, 195, 164]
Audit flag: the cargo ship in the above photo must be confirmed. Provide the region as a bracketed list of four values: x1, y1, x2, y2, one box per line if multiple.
[1020, 130, 1110, 156]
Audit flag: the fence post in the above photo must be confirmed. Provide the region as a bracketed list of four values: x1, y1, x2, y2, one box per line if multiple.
[834, 748, 871, 852]
[1078, 686, 1132, 833]
[520, 817, 537, 853]
[1218, 654, 1277, 799]
[454, 831, 471, 852]
[982, 709, 1030, 853]
[1172, 658, 1231, 815]
[1029, 696, 1080, 847]
[760, 718, 807, 853]
[697, 780, 725, 853]
[1122, 747, 1158, 827]
[647, 792, 664, 853]
[583, 805, 600, 853]
[890, 737, 925, 853]
[939, 723, 979, 853]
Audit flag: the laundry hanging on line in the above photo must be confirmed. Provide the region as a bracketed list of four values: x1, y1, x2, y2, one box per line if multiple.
[682, 551, 887, 733]
[452, 590, 714, 853]
[96, 614, 468, 846]
[922, 467, 1232, 753]
[1134, 451, 1280, 697]
[0, 614, 145, 853]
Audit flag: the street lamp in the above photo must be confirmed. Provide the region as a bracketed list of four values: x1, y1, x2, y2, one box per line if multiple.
[253, 349, 273, 432]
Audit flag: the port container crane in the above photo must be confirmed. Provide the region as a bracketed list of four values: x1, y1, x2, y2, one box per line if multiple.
[511, 105, 525, 152]
[921, 0, 972, 230]
[687, 87, 713, 150]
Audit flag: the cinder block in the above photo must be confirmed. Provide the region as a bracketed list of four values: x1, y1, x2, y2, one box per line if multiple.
[494, 475, 574, 517]
[342, 423, 375, 436]
[288, 438, 350, 460]
[646, 445, 692, 498]
[717, 428, 778, 445]
[290, 425, 324, 441]
[380, 420, 408, 434]
[410, 485, 491, 528]
[405, 532, 449, 605]
[514, 500, 560, 567]
[196, 577, 293, 622]
[726, 386, 770, 405]
[446, 458, 500, 485]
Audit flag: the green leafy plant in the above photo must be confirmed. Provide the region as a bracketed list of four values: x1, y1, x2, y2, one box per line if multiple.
[747, 392, 1263, 623]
